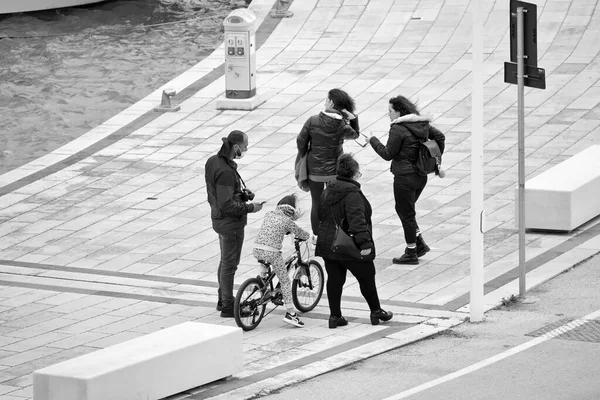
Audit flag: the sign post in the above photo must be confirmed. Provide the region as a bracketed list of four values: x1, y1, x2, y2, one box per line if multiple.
[504, 0, 545, 298]
[470, 0, 484, 322]
[516, 7, 526, 297]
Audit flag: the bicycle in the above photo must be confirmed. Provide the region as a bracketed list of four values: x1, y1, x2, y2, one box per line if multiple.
[233, 238, 324, 331]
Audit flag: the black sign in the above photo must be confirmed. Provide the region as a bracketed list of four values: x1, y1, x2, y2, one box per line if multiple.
[504, 62, 546, 89]
[510, 0, 537, 67]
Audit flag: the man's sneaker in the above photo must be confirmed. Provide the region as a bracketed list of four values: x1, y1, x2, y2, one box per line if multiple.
[216, 301, 223, 312]
[283, 312, 304, 327]
[220, 309, 234, 318]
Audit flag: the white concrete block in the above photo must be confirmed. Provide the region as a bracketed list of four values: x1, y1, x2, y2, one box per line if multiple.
[33, 321, 242, 400]
[518, 145, 600, 231]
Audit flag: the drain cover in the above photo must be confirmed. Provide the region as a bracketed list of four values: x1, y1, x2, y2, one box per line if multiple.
[526, 318, 600, 343]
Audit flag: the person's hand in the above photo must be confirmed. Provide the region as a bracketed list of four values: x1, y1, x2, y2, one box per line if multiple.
[360, 248, 372, 256]
[250, 202, 264, 212]
[342, 109, 356, 119]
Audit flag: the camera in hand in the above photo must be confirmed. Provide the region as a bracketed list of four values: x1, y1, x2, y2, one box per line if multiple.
[240, 188, 255, 202]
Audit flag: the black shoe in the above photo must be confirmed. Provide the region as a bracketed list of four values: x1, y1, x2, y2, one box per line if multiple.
[220, 309, 234, 318]
[329, 315, 348, 329]
[416, 235, 430, 258]
[393, 247, 418, 265]
[370, 309, 393, 325]
[272, 294, 284, 306]
[216, 301, 223, 312]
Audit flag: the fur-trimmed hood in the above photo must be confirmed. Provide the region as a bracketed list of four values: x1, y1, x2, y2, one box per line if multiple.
[318, 109, 349, 133]
[390, 113, 432, 140]
[390, 113, 432, 125]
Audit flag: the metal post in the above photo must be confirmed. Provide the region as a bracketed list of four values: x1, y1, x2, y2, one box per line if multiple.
[470, 0, 484, 322]
[517, 7, 526, 297]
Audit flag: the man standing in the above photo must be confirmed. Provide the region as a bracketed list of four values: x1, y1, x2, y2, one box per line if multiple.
[205, 130, 264, 317]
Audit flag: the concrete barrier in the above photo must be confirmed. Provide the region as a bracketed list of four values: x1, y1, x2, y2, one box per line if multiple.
[519, 144, 600, 231]
[33, 321, 243, 400]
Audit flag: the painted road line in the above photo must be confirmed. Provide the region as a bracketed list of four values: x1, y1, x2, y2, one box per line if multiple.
[381, 308, 600, 400]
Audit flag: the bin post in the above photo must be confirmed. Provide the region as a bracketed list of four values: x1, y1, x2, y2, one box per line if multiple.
[216, 9, 265, 111]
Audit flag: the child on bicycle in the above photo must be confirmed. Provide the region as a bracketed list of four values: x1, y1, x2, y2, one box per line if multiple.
[253, 194, 310, 327]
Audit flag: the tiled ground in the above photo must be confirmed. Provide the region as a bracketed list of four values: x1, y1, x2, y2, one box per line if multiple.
[0, 0, 599, 398]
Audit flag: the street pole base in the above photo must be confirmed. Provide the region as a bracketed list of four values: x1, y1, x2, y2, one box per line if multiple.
[216, 94, 266, 111]
[270, 10, 293, 18]
[154, 105, 180, 112]
[520, 296, 539, 304]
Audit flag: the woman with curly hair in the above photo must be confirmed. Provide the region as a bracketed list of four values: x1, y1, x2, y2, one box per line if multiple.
[369, 96, 445, 265]
[296, 89, 360, 244]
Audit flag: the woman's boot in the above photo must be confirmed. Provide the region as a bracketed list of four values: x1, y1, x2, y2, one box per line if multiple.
[370, 309, 393, 325]
[393, 247, 418, 265]
[416, 235, 430, 257]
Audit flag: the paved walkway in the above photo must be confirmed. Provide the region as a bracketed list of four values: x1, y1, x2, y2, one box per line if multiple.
[0, 0, 599, 399]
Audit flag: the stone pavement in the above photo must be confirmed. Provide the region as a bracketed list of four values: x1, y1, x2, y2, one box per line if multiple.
[0, 0, 599, 398]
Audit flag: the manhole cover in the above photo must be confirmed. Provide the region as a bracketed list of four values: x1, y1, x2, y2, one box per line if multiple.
[526, 319, 600, 343]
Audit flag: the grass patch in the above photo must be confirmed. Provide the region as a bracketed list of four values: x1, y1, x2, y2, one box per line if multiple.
[500, 294, 519, 307]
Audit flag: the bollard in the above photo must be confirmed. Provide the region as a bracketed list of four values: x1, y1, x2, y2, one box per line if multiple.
[216, 8, 265, 110]
[270, 0, 293, 18]
[154, 89, 181, 112]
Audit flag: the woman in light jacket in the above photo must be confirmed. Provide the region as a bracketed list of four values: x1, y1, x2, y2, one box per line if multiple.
[296, 89, 359, 242]
[316, 153, 393, 328]
[369, 95, 445, 265]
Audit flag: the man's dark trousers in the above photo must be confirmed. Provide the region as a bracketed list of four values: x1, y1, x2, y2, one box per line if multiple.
[217, 227, 245, 312]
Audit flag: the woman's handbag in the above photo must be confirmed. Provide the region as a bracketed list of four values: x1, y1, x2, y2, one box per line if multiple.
[295, 153, 310, 192]
[331, 214, 375, 261]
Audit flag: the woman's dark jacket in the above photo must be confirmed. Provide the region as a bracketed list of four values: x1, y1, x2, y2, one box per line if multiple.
[369, 114, 445, 176]
[315, 177, 374, 260]
[296, 110, 359, 178]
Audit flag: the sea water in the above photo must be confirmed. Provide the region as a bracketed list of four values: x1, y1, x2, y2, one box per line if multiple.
[0, 0, 248, 175]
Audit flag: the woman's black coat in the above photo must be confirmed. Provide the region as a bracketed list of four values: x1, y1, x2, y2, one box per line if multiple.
[315, 177, 374, 260]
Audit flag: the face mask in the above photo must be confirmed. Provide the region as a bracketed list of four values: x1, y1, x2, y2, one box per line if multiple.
[235, 146, 247, 159]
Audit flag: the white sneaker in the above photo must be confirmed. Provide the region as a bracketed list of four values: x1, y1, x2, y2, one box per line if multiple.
[283, 312, 304, 327]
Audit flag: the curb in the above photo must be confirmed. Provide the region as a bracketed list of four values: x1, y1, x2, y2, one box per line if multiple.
[202, 317, 465, 400]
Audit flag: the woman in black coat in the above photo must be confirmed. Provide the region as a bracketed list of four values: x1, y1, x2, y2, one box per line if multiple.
[296, 89, 359, 242]
[315, 153, 393, 328]
[369, 96, 445, 265]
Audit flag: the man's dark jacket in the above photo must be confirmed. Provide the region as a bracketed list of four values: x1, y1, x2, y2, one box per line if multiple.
[205, 140, 254, 234]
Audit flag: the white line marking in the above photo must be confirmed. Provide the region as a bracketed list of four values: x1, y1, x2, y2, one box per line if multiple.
[382, 308, 600, 400]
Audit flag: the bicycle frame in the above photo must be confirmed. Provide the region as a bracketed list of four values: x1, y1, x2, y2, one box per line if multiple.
[262, 240, 311, 304]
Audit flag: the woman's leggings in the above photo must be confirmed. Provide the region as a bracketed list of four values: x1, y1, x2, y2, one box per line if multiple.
[253, 248, 293, 307]
[323, 258, 381, 317]
[308, 179, 326, 235]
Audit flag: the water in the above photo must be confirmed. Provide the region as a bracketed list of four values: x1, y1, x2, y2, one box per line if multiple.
[0, 0, 249, 175]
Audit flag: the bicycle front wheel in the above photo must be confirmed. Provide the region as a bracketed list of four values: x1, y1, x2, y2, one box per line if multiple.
[234, 277, 267, 331]
[292, 260, 324, 313]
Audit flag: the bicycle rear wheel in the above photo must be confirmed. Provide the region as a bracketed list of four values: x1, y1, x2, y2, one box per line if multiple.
[234, 277, 267, 331]
[292, 260, 324, 312]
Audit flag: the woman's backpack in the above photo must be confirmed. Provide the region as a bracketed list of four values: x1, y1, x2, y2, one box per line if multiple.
[414, 138, 442, 176]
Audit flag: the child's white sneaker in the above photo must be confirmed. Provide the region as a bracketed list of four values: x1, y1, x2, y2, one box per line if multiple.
[283, 312, 304, 327]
